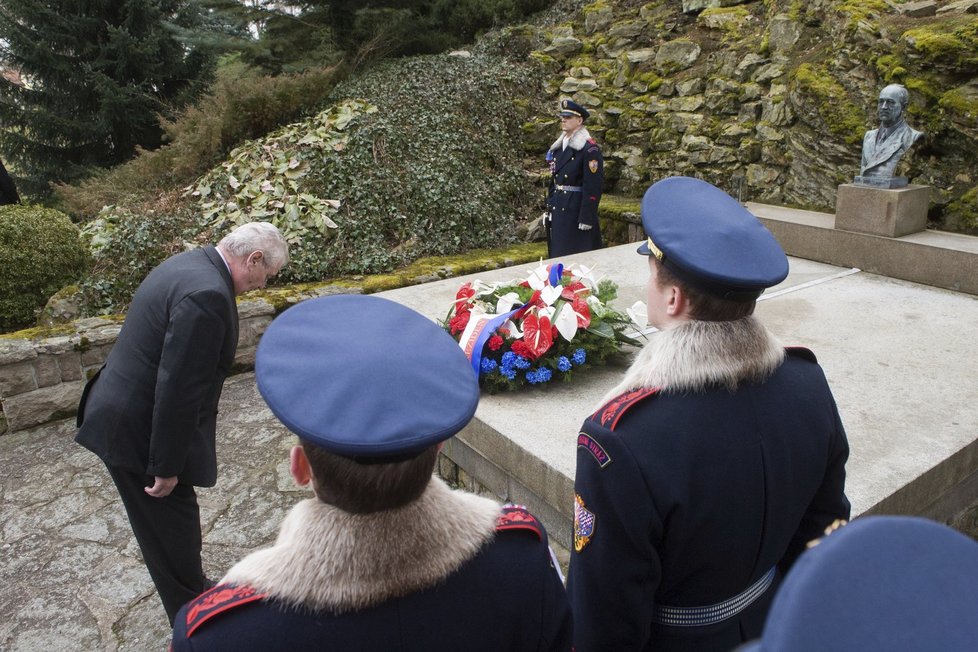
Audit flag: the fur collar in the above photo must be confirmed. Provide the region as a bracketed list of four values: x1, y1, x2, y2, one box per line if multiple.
[221, 477, 500, 613]
[550, 127, 592, 153]
[600, 317, 785, 403]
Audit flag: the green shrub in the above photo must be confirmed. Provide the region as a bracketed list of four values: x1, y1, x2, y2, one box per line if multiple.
[0, 205, 87, 332]
[187, 52, 545, 285]
[54, 62, 344, 221]
[76, 204, 201, 315]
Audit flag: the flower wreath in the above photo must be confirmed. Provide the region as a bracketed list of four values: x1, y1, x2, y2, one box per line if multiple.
[442, 262, 642, 392]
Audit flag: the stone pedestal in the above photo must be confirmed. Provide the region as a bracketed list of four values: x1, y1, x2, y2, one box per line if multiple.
[835, 183, 930, 238]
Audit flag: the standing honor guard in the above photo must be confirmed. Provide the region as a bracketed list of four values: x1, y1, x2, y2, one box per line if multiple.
[545, 99, 603, 258]
[567, 177, 851, 652]
[171, 295, 572, 651]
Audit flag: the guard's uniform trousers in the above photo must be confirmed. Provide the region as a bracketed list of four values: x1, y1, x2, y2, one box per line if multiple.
[568, 328, 850, 652]
[546, 129, 603, 258]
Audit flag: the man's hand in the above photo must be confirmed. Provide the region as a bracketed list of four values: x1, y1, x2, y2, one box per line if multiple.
[145, 476, 178, 498]
[578, 223, 593, 231]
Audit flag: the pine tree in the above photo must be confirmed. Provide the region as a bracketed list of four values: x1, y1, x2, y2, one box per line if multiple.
[0, 1, 216, 196]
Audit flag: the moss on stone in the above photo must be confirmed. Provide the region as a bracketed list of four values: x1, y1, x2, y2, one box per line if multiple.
[0, 324, 79, 341]
[637, 72, 664, 91]
[248, 243, 548, 310]
[939, 86, 978, 120]
[874, 54, 907, 82]
[791, 63, 864, 146]
[583, 0, 611, 15]
[902, 19, 978, 71]
[945, 186, 978, 230]
[835, 0, 887, 30]
[599, 194, 642, 220]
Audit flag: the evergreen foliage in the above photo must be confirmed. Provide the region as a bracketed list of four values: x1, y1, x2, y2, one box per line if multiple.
[220, 0, 551, 72]
[0, 0, 217, 196]
[54, 61, 343, 220]
[0, 204, 87, 331]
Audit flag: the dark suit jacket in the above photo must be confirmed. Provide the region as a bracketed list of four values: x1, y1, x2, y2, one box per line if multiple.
[568, 349, 850, 652]
[76, 246, 239, 487]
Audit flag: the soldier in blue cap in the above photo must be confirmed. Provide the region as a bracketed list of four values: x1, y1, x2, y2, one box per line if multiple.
[567, 177, 851, 652]
[545, 98, 604, 258]
[737, 516, 978, 651]
[170, 295, 571, 651]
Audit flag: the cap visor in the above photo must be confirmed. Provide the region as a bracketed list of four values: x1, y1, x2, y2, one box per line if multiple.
[637, 241, 651, 255]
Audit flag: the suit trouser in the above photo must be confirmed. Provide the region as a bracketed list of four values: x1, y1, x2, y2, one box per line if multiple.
[106, 465, 208, 624]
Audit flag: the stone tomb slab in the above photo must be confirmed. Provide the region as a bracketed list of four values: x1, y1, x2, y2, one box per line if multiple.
[380, 243, 978, 547]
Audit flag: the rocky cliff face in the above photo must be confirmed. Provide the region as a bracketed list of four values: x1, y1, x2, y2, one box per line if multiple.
[522, 0, 978, 232]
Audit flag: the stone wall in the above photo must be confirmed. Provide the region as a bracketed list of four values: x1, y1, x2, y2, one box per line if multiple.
[523, 0, 978, 233]
[0, 299, 277, 436]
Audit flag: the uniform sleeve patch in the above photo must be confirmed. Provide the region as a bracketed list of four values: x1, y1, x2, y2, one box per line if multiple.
[577, 433, 612, 468]
[496, 505, 543, 541]
[574, 494, 596, 552]
[785, 346, 817, 363]
[588, 159, 599, 173]
[590, 387, 659, 430]
[185, 584, 267, 637]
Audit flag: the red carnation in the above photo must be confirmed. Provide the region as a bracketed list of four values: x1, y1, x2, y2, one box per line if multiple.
[488, 335, 504, 351]
[511, 339, 534, 359]
[449, 310, 471, 335]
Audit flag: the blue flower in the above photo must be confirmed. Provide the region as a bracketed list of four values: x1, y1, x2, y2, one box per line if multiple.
[557, 356, 572, 372]
[499, 366, 517, 380]
[480, 358, 498, 375]
[526, 367, 553, 384]
[572, 348, 587, 365]
[501, 351, 518, 368]
[513, 354, 531, 370]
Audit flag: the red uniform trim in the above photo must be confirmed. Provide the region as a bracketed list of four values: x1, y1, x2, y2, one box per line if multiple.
[496, 505, 543, 540]
[185, 584, 268, 637]
[590, 387, 659, 430]
[785, 346, 817, 363]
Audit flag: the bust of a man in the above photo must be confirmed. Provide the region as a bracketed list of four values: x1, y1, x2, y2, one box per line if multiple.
[858, 84, 922, 185]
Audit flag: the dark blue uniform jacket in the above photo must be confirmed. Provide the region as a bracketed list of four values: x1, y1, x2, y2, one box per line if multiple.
[546, 133, 603, 258]
[568, 348, 850, 652]
[172, 507, 572, 651]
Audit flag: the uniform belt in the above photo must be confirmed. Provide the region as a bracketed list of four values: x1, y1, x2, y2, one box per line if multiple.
[652, 566, 777, 628]
[555, 185, 582, 192]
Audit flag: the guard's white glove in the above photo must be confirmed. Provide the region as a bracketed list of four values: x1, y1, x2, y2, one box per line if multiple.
[578, 223, 592, 231]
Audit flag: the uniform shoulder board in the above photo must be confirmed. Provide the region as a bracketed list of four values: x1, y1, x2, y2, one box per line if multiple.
[496, 505, 543, 541]
[587, 138, 597, 145]
[184, 584, 267, 637]
[589, 387, 659, 431]
[785, 346, 818, 363]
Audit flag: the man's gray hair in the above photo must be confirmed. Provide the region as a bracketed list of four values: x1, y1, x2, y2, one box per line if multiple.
[218, 222, 290, 269]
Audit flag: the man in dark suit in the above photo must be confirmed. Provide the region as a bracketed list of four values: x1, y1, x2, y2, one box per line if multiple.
[568, 177, 850, 652]
[75, 221, 289, 623]
[545, 99, 603, 258]
[171, 295, 571, 650]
